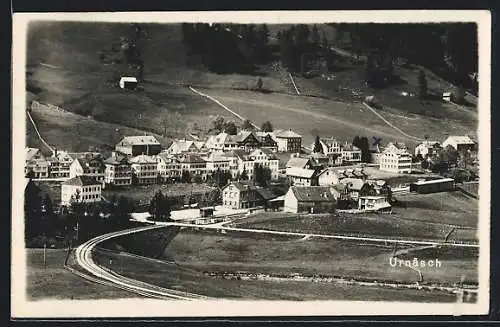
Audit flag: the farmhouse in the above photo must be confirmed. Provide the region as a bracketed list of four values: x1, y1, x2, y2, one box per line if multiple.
[283, 186, 338, 213]
[409, 178, 455, 194]
[205, 132, 239, 152]
[339, 178, 373, 201]
[69, 153, 105, 187]
[379, 142, 412, 173]
[442, 135, 476, 152]
[104, 152, 132, 186]
[286, 167, 319, 186]
[255, 131, 278, 150]
[233, 131, 261, 150]
[129, 154, 159, 185]
[221, 182, 262, 209]
[317, 167, 368, 186]
[415, 140, 442, 157]
[226, 149, 280, 181]
[115, 135, 162, 156]
[272, 129, 302, 153]
[25, 157, 50, 179]
[61, 176, 102, 205]
[286, 155, 313, 169]
[26, 147, 43, 161]
[119, 76, 138, 90]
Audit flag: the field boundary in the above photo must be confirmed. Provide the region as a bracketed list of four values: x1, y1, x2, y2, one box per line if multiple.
[189, 86, 261, 130]
[26, 109, 55, 154]
[362, 102, 424, 141]
[288, 73, 301, 95]
[457, 186, 479, 200]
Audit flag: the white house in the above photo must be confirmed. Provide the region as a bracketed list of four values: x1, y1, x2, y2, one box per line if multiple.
[284, 186, 338, 213]
[379, 142, 413, 173]
[129, 154, 159, 185]
[156, 153, 182, 182]
[442, 135, 476, 152]
[61, 176, 102, 205]
[272, 129, 302, 153]
[358, 195, 391, 212]
[104, 152, 132, 186]
[340, 143, 362, 164]
[69, 154, 106, 187]
[203, 152, 231, 173]
[119, 76, 138, 90]
[205, 132, 239, 152]
[286, 167, 318, 186]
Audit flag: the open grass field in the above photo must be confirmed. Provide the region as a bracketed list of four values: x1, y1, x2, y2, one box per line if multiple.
[26, 248, 137, 300]
[94, 233, 459, 301]
[162, 229, 477, 286]
[234, 194, 478, 242]
[26, 102, 172, 155]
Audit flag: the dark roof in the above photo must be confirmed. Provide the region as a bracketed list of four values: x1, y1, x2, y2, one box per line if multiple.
[104, 153, 129, 165]
[256, 188, 277, 201]
[180, 154, 205, 164]
[290, 186, 337, 202]
[62, 176, 100, 186]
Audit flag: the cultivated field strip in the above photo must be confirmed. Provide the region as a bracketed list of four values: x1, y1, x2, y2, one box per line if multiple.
[73, 224, 211, 300]
[166, 222, 479, 248]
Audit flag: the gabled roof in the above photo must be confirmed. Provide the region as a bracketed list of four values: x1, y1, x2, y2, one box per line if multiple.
[62, 176, 100, 186]
[118, 135, 161, 146]
[339, 178, 366, 191]
[179, 154, 206, 164]
[341, 143, 361, 152]
[443, 135, 475, 145]
[26, 148, 41, 161]
[234, 130, 257, 143]
[104, 153, 129, 165]
[203, 152, 231, 163]
[383, 142, 411, 155]
[256, 188, 277, 201]
[290, 186, 337, 202]
[120, 76, 138, 82]
[157, 152, 179, 163]
[167, 139, 198, 153]
[286, 167, 317, 179]
[222, 181, 257, 192]
[73, 154, 105, 169]
[273, 129, 302, 138]
[286, 157, 311, 168]
[129, 154, 158, 164]
[319, 137, 341, 146]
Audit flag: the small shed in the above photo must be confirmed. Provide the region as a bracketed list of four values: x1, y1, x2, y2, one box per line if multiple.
[442, 92, 452, 102]
[119, 76, 138, 90]
[409, 178, 455, 194]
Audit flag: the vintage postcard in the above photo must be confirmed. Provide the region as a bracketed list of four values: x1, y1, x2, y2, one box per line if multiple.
[11, 10, 491, 318]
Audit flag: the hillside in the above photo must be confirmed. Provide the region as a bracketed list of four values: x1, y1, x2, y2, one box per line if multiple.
[25, 22, 478, 152]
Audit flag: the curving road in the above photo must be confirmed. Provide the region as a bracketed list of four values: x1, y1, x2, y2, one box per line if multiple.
[73, 220, 478, 300]
[74, 224, 211, 300]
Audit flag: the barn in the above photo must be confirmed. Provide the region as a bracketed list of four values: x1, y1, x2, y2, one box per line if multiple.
[119, 76, 138, 90]
[409, 178, 455, 194]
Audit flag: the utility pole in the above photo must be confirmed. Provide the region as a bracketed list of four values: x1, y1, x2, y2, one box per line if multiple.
[43, 243, 47, 269]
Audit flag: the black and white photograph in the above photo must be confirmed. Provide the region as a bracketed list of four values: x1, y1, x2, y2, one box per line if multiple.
[11, 11, 491, 317]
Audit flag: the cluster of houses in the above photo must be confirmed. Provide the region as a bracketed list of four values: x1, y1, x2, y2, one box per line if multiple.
[25, 128, 476, 215]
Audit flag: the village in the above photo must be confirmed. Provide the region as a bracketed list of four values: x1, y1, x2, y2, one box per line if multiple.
[25, 124, 479, 226]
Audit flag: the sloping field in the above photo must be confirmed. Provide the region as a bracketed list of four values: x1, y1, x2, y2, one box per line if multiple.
[193, 88, 476, 148]
[26, 103, 171, 154]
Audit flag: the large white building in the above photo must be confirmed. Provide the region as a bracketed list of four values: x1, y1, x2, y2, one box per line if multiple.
[379, 142, 413, 173]
[104, 152, 132, 186]
[61, 176, 102, 205]
[129, 154, 159, 185]
[69, 153, 106, 187]
[311, 138, 361, 165]
[156, 153, 182, 182]
[272, 129, 302, 153]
